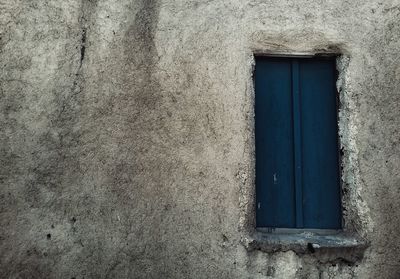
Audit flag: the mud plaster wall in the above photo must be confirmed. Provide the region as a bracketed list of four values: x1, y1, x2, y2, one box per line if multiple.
[1, 0, 400, 278]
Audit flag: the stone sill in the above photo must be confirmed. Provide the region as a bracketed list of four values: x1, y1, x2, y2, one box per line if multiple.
[244, 228, 368, 263]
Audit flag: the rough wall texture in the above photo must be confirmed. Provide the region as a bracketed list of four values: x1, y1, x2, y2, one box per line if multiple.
[1, 0, 400, 278]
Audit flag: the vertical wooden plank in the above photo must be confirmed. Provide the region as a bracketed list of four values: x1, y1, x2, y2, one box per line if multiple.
[255, 57, 296, 228]
[291, 60, 304, 228]
[299, 58, 342, 229]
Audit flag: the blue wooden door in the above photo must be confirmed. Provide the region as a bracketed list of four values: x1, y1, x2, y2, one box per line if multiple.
[255, 56, 341, 229]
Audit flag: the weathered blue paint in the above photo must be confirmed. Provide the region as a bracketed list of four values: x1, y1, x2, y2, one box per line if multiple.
[299, 59, 341, 229]
[255, 57, 296, 228]
[255, 56, 341, 229]
[291, 59, 304, 228]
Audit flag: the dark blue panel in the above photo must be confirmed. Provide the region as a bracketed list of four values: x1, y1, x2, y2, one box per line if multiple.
[299, 59, 342, 229]
[291, 60, 304, 228]
[255, 57, 296, 228]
